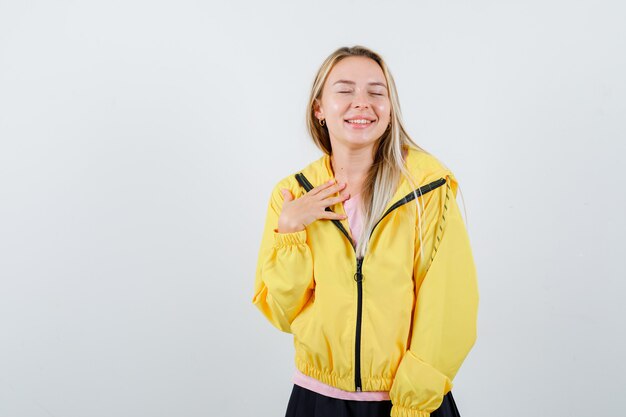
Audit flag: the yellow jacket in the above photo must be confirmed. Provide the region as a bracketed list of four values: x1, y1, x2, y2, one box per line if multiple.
[252, 146, 479, 417]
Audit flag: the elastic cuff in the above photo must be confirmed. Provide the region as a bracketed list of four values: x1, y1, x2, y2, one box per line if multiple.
[273, 228, 307, 247]
[390, 404, 431, 417]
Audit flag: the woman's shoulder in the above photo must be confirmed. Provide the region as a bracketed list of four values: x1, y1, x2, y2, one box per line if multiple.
[405, 146, 455, 183]
[405, 147, 464, 204]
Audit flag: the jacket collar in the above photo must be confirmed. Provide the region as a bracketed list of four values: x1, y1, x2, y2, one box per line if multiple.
[297, 146, 451, 217]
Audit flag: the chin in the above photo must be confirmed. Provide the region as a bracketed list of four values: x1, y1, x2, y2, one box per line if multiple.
[343, 131, 387, 142]
[341, 136, 381, 147]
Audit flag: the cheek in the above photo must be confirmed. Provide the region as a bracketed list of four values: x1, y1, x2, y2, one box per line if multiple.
[327, 100, 349, 117]
[375, 103, 391, 120]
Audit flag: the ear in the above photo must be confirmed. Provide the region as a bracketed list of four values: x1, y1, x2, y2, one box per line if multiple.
[313, 98, 323, 119]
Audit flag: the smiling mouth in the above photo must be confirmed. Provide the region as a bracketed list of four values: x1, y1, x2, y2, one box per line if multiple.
[344, 119, 375, 125]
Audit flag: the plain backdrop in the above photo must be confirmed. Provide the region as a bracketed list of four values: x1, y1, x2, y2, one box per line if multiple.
[1, 1, 625, 416]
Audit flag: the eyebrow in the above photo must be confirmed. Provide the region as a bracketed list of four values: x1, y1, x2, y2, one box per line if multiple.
[332, 80, 388, 89]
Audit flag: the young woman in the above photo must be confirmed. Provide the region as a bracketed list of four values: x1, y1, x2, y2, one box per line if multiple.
[252, 45, 479, 417]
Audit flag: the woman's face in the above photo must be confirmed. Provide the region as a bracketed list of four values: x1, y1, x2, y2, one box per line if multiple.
[314, 56, 391, 150]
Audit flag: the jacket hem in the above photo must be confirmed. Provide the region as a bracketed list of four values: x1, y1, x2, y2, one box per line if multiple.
[295, 355, 394, 392]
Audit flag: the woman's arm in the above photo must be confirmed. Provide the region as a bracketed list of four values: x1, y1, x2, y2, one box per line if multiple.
[389, 173, 480, 417]
[251, 180, 315, 334]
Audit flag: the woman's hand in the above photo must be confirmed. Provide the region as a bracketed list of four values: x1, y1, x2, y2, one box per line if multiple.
[277, 179, 350, 233]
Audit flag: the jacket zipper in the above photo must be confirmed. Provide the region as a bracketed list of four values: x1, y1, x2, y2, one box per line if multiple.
[354, 256, 364, 390]
[294, 173, 446, 392]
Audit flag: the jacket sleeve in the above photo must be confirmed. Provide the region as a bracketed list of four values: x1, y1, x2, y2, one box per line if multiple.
[389, 174, 479, 417]
[251, 180, 315, 334]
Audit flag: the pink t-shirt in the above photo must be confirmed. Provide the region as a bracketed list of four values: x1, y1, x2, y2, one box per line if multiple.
[344, 191, 364, 246]
[292, 192, 390, 401]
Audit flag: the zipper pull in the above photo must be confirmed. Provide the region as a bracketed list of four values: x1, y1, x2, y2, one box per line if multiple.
[354, 257, 364, 282]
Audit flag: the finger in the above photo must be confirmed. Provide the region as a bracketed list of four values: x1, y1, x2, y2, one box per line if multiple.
[323, 193, 351, 208]
[281, 188, 294, 201]
[310, 179, 339, 195]
[320, 210, 348, 220]
[317, 182, 347, 199]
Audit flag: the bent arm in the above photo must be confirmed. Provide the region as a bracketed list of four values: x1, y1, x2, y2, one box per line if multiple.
[251, 182, 315, 333]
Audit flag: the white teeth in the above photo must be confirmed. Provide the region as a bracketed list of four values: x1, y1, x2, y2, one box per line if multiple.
[347, 119, 372, 124]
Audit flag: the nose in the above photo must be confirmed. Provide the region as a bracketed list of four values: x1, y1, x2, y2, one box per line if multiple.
[352, 89, 371, 109]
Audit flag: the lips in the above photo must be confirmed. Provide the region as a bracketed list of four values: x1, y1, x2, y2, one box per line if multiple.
[344, 119, 375, 129]
[344, 116, 376, 122]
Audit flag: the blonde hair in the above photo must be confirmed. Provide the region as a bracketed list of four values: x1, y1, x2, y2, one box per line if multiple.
[306, 45, 442, 261]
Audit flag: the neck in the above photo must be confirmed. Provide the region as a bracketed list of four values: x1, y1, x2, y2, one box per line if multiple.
[329, 144, 375, 197]
[330, 144, 374, 180]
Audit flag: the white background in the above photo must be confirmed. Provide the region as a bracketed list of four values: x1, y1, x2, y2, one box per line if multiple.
[1, 1, 624, 416]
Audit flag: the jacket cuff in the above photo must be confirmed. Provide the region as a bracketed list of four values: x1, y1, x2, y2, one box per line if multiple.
[389, 350, 453, 417]
[273, 228, 307, 247]
[390, 405, 431, 417]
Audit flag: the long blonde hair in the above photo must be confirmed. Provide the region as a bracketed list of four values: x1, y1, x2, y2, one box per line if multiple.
[306, 45, 439, 260]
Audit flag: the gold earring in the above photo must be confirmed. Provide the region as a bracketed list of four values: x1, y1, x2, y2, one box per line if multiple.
[319, 119, 326, 126]
[386, 123, 391, 130]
